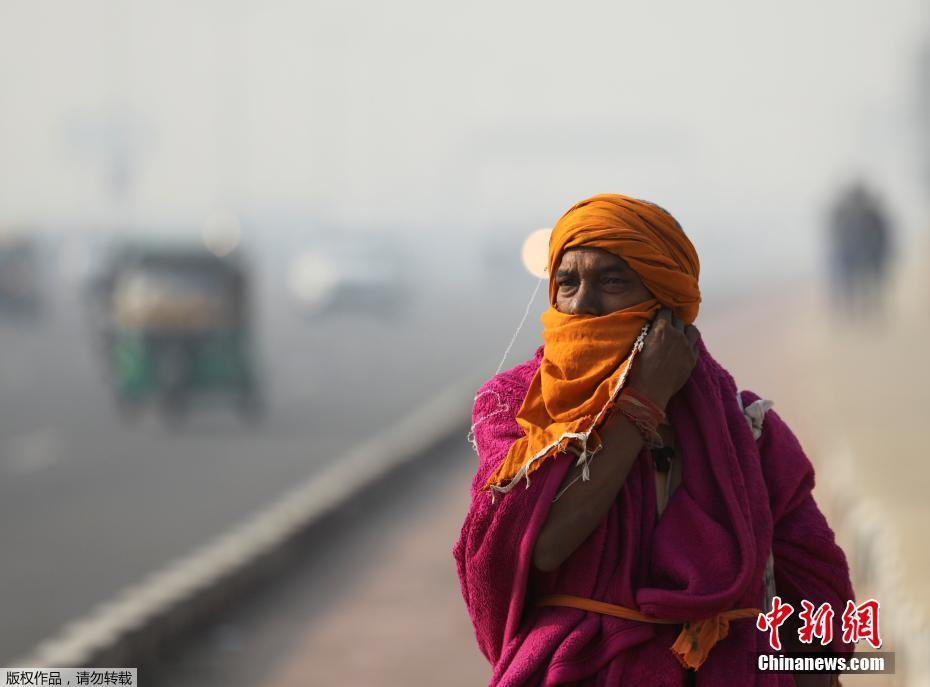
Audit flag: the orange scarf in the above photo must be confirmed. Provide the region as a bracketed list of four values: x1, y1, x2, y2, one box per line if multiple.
[482, 194, 701, 496]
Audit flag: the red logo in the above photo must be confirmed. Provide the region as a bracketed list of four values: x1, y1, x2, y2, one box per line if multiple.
[756, 596, 794, 651]
[798, 600, 835, 646]
[841, 599, 882, 649]
[755, 597, 882, 650]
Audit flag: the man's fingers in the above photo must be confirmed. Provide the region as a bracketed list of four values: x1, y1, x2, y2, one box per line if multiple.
[655, 308, 672, 328]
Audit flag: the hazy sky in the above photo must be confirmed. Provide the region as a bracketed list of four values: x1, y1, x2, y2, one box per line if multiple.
[0, 0, 927, 279]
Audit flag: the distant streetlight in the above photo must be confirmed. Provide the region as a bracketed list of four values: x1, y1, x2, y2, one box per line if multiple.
[521, 228, 551, 279]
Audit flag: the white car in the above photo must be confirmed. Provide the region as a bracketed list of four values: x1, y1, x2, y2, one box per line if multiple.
[288, 240, 407, 318]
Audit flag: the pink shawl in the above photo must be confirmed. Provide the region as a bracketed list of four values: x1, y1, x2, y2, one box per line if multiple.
[453, 339, 855, 686]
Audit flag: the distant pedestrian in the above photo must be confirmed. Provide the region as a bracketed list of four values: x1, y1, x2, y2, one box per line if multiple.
[828, 181, 893, 318]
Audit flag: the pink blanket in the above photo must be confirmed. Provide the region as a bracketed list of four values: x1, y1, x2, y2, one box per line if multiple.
[453, 339, 855, 686]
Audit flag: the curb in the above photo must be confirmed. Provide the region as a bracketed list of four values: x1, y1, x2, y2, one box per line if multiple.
[13, 367, 488, 669]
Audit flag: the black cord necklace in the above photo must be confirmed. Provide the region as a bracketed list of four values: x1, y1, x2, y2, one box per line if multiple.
[650, 446, 675, 473]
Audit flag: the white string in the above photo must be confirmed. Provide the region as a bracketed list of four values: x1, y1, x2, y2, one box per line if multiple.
[467, 276, 545, 461]
[493, 276, 545, 377]
[466, 389, 509, 454]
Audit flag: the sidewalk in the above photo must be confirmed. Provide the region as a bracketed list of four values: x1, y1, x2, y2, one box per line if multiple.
[704, 253, 930, 686]
[258, 443, 488, 687]
[782, 261, 930, 687]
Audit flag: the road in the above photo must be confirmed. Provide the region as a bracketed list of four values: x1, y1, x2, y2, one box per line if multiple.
[0, 235, 542, 663]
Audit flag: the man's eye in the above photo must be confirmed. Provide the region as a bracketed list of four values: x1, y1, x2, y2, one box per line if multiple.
[604, 278, 628, 285]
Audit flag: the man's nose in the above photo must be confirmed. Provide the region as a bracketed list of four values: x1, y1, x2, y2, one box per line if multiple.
[569, 283, 601, 316]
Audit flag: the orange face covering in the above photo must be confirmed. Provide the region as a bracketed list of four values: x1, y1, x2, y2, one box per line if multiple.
[482, 194, 701, 497]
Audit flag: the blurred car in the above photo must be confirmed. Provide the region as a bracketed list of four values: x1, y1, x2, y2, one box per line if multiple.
[287, 238, 407, 319]
[90, 241, 262, 424]
[0, 230, 41, 316]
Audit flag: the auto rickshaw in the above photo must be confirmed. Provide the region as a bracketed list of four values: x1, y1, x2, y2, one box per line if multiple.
[99, 243, 262, 424]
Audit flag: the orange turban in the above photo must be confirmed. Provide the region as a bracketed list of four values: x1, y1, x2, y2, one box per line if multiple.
[482, 194, 701, 497]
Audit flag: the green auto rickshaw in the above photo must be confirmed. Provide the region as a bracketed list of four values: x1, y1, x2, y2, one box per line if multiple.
[100, 244, 262, 424]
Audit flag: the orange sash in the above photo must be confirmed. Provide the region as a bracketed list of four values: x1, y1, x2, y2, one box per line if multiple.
[533, 593, 760, 670]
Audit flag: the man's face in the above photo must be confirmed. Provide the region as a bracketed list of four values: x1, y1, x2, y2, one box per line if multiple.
[553, 247, 654, 316]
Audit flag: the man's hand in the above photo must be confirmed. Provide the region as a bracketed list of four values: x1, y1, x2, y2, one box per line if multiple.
[627, 308, 700, 410]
